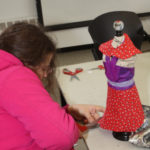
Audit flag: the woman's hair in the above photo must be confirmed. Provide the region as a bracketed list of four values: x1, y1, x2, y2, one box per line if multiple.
[0, 22, 56, 89]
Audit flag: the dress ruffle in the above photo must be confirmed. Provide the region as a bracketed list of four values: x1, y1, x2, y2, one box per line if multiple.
[99, 33, 142, 59]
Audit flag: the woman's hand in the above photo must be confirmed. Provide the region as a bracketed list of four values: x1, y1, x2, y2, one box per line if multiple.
[67, 104, 105, 125]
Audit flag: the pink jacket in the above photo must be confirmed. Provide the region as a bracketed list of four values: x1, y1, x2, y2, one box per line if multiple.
[0, 50, 79, 150]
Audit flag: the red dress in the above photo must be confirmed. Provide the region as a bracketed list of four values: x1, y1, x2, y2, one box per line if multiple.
[98, 34, 144, 132]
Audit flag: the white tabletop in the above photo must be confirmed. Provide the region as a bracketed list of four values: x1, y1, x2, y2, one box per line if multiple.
[56, 52, 150, 150]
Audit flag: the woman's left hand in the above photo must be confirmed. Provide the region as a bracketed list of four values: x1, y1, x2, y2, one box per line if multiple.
[67, 104, 105, 125]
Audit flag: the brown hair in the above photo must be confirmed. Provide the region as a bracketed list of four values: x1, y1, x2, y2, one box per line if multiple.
[0, 22, 56, 89]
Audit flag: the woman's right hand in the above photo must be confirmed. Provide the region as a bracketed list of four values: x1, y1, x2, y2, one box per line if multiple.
[68, 104, 105, 125]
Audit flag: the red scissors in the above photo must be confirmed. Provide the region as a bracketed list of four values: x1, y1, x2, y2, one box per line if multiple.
[88, 65, 104, 71]
[63, 68, 83, 81]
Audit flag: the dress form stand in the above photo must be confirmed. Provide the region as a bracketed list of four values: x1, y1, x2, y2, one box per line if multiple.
[99, 21, 144, 141]
[112, 21, 131, 141]
[111, 20, 125, 48]
[99, 20, 144, 142]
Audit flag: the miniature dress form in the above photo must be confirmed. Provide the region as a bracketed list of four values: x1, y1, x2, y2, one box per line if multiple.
[98, 21, 144, 141]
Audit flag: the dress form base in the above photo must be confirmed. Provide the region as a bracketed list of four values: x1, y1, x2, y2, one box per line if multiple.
[112, 131, 131, 141]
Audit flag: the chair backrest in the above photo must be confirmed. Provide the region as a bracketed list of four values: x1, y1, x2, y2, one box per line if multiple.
[88, 11, 144, 59]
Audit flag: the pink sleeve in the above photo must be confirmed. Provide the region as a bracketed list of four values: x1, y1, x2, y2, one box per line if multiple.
[1, 68, 79, 150]
[63, 104, 69, 112]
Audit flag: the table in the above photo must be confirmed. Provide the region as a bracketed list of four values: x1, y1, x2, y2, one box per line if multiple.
[56, 52, 150, 150]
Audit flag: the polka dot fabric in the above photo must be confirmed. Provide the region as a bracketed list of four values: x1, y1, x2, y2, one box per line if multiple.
[99, 33, 142, 59]
[99, 85, 144, 132]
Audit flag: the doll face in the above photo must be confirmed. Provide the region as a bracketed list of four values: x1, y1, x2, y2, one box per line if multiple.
[35, 54, 53, 80]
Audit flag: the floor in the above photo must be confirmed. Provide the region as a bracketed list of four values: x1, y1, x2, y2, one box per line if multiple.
[56, 41, 150, 67]
[56, 49, 95, 67]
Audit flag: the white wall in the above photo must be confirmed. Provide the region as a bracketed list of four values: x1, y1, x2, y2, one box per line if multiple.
[48, 19, 150, 49]
[0, 0, 150, 49]
[41, 0, 150, 26]
[48, 27, 93, 48]
[0, 0, 37, 22]
[41, 0, 150, 48]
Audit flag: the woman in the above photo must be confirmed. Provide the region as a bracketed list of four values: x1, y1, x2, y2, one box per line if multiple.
[0, 23, 105, 150]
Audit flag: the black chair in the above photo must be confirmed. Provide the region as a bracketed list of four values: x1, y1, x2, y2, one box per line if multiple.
[88, 11, 146, 60]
